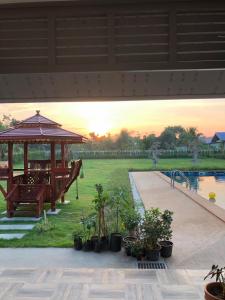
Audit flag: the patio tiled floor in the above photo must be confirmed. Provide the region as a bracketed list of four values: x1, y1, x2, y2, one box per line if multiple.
[0, 268, 207, 299]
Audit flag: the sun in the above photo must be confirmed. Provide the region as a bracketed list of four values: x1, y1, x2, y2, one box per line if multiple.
[88, 118, 111, 136]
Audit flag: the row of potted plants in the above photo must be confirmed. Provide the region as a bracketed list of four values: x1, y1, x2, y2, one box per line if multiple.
[73, 184, 128, 253]
[123, 208, 174, 261]
[73, 183, 174, 261]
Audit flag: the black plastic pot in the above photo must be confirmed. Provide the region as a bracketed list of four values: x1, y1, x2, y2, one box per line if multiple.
[159, 241, 173, 258]
[91, 236, 98, 250]
[110, 233, 122, 252]
[124, 245, 131, 256]
[136, 254, 143, 261]
[74, 237, 83, 250]
[145, 245, 161, 261]
[94, 240, 102, 253]
[83, 240, 92, 251]
[101, 236, 109, 251]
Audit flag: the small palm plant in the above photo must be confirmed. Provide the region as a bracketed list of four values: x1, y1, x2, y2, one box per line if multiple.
[204, 265, 225, 299]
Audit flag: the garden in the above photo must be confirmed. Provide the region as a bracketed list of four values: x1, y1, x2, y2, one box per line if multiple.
[0, 158, 224, 248]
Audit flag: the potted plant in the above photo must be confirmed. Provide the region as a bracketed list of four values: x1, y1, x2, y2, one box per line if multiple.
[131, 239, 145, 261]
[108, 186, 128, 252]
[122, 208, 141, 238]
[72, 230, 83, 250]
[141, 208, 164, 261]
[80, 214, 95, 251]
[92, 184, 109, 252]
[124, 240, 133, 256]
[204, 265, 225, 300]
[159, 210, 174, 258]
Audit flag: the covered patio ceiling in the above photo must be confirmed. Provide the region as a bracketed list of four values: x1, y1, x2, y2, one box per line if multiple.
[0, 0, 225, 102]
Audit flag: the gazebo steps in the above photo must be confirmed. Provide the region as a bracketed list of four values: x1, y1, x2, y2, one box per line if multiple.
[0, 233, 26, 240]
[0, 224, 35, 230]
[0, 217, 41, 222]
[0, 215, 41, 239]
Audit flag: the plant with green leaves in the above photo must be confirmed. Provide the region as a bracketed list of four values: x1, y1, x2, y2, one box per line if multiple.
[80, 213, 96, 241]
[36, 210, 55, 233]
[161, 209, 173, 241]
[141, 208, 164, 250]
[121, 208, 141, 236]
[72, 229, 84, 240]
[108, 186, 129, 233]
[92, 184, 108, 239]
[205, 265, 225, 299]
[131, 239, 144, 258]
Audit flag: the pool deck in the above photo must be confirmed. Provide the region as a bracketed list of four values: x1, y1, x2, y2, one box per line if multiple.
[131, 171, 225, 269]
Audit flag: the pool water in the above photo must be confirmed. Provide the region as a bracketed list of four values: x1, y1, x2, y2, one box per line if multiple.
[163, 171, 225, 210]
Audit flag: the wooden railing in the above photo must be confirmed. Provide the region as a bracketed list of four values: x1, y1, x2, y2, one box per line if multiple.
[6, 184, 47, 217]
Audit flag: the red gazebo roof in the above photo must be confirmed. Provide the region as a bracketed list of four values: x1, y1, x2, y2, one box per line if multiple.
[0, 110, 87, 144]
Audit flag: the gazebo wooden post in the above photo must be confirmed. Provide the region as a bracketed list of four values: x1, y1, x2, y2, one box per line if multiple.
[61, 142, 65, 203]
[24, 142, 28, 175]
[7, 142, 13, 192]
[51, 142, 56, 211]
[61, 142, 65, 168]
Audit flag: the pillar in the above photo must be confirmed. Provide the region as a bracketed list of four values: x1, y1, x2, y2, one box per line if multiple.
[24, 142, 28, 175]
[7, 142, 13, 192]
[50, 142, 56, 211]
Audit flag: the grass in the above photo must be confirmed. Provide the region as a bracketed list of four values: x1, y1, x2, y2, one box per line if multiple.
[0, 158, 224, 247]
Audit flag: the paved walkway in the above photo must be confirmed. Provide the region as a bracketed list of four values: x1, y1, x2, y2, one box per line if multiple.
[0, 268, 207, 299]
[132, 171, 225, 269]
[0, 248, 135, 269]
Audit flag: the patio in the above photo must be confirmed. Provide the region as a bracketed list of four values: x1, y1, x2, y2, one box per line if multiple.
[0, 267, 207, 300]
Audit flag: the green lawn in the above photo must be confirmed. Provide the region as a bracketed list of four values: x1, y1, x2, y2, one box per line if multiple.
[0, 158, 224, 247]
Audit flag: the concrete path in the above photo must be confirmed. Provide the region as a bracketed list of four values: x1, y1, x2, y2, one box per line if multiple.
[0, 267, 207, 299]
[132, 171, 225, 269]
[0, 248, 136, 269]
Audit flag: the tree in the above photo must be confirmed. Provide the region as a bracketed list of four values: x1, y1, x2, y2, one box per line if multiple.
[115, 129, 132, 150]
[0, 114, 21, 160]
[159, 126, 185, 149]
[180, 127, 203, 164]
[142, 134, 157, 150]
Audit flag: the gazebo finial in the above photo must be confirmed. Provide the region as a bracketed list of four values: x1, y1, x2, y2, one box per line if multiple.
[36, 110, 40, 115]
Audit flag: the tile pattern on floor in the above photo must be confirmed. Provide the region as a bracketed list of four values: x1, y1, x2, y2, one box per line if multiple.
[0, 268, 207, 299]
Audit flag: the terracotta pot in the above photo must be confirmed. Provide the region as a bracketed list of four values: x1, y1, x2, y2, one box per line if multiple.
[205, 282, 224, 300]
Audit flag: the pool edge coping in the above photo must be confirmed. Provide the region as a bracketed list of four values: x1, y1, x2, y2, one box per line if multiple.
[155, 171, 225, 224]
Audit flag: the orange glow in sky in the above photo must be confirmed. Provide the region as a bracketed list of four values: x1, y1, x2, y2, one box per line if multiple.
[0, 99, 225, 137]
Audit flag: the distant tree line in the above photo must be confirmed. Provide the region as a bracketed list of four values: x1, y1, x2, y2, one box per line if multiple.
[72, 126, 205, 152]
[0, 115, 218, 164]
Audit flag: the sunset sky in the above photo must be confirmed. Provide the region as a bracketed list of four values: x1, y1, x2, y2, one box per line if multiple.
[0, 99, 225, 137]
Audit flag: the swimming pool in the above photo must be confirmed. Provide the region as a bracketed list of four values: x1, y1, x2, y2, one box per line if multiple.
[163, 171, 225, 210]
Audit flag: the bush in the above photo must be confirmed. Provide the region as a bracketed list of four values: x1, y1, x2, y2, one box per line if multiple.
[121, 208, 141, 235]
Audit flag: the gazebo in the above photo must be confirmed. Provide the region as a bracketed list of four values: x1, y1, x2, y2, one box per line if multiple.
[0, 110, 86, 217]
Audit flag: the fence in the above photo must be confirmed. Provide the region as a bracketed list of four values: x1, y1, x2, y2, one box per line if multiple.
[6, 149, 225, 164]
[70, 150, 225, 160]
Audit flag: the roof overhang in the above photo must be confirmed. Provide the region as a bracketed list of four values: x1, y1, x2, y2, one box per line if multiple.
[0, 0, 225, 102]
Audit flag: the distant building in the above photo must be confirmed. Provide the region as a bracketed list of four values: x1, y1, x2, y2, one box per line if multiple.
[211, 132, 225, 150]
[199, 136, 212, 145]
